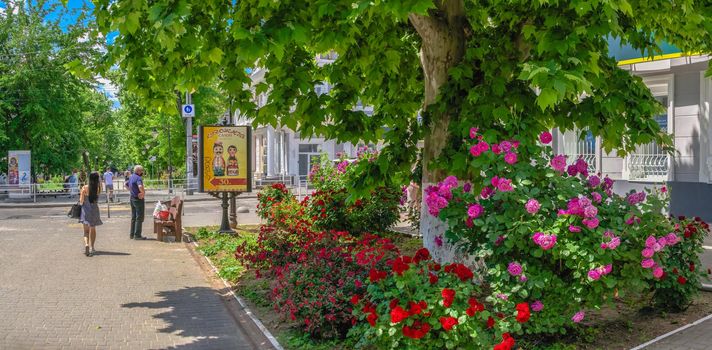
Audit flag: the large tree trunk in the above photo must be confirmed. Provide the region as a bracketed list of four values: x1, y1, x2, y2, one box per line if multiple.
[409, 1, 466, 263]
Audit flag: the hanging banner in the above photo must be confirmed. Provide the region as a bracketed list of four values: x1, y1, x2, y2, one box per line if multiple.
[198, 126, 252, 192]
[8, 150, 31, 186]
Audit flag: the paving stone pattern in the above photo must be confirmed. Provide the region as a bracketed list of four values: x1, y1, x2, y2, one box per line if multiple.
[0, 208, 260, 350]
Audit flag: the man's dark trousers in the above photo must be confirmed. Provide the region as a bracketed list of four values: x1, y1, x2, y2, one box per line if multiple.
[130, 197, 145, 238]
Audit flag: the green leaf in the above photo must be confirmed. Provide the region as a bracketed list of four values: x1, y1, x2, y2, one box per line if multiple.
[207, 47, 224, 64]
[537, 88, 558, 111]
[126, 12, 140, 35]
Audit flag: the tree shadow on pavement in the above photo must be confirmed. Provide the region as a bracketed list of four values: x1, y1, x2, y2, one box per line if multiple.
[122, 287, 259, 350]
[93, 251, 131, 256]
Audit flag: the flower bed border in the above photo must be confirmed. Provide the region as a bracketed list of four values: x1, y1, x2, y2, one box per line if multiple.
[184, 232, 284, 350]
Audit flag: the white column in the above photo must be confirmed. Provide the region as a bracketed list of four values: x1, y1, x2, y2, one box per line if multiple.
[266, 128, 275, 176]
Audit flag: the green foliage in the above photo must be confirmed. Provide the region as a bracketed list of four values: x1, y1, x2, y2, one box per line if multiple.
[306, 152, 401, 235]
[193, 227, 257, 283]
[93, 0, 712, 194]
[0, 0, 115, 174]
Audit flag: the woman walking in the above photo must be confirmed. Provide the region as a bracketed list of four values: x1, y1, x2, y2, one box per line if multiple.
[80, 172, 103, 256]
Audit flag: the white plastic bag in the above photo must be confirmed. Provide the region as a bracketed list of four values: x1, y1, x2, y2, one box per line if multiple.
[153, 201, 163, 218]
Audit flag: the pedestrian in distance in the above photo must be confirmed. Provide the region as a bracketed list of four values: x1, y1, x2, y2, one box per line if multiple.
[80, 172, 103, 257]
[103, 167, 114, 202]
[128, 165, 147, 240]
[69, 169, 79, 198]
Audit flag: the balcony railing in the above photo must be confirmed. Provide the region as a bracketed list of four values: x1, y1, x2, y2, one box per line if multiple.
[627, 142, 669, 181]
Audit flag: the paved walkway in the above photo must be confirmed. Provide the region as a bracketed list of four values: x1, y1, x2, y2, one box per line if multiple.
[0, 206, 270, 349]
[639, 315, 712, 349]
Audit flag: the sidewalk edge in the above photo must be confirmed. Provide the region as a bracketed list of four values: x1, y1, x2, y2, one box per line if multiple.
[187, 237, 284, 350]
[630, 312, 712, 350]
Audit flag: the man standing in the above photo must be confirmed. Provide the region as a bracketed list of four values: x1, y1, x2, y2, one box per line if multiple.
[103, 167, 114, 202]
[128, 165, 147, 240]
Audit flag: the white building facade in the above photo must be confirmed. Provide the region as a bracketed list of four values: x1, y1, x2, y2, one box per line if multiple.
[552, 53, 712, 220]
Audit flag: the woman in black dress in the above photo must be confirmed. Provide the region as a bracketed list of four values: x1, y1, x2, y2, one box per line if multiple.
[80, 172, 103, 256]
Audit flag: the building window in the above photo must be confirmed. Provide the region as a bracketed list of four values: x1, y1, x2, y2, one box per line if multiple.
[561, 129, 597, 174]
[626, 76, 673, 182]
[298, 144, 320, 153]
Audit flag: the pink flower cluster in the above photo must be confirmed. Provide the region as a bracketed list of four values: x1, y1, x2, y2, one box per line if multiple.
[507, 262, 522, 276]
[640, 233, 681, 279]
[467, 203, 484, 219]
[336, 160, 349, 173]
[627, 191, 647, 205]
[625, 215, 641, 225]
[600, 231, 620, 250]
[530, 300, 544, 312]
[587, 264, 612, 280]
[469, 127, 520, 164]
[567, 158, 590, 177]
[550, 154, 567, 173]
[491, 176, 514, 192]
[560, 196, 600, 229]
[532, 232, 557, 250]
[525, 198, 541, 214]
[572, 311, 585, 323]
[425, 176, 458, 216]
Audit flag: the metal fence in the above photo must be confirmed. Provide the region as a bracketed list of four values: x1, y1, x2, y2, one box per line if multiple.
[627, 142, 669, 181]
[0, 177, 200, 203]
[562, 129, 597, 174]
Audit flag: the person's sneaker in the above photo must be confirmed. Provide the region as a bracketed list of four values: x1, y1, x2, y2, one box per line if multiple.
[88, 248, 95, 257]
[134, 236, 146, 240]
[84, 246, 90, 256]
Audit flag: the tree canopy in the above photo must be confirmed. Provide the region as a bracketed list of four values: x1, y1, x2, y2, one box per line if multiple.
[92, 0, 712, 189]
[0, 0, 115, 175]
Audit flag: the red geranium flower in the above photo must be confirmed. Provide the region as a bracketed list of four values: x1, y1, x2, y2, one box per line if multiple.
[402, 320, 431, 339]
[414, 248, 431, 263]
[442, 288, 456, 308]
[515, 302, 530, 323]
[678, 276, 687, 285]
[408, 300, 427, 316]
[690, 263, 696, 272]
[429, 273, 439, 285]
[390, 306, 410, 324]
[466, 297, 485, 316]
[430, 263, 441, 271]
[350, 295, 360, 305]
[439, 316, 459, 331]
[486, 316, 495, 329]
[391, 257, 410, 276]
[366, 312, 378, 327]
[389, 298, 400, 310]
[369, 268, 387, 283]
[493, 333, 515, 350]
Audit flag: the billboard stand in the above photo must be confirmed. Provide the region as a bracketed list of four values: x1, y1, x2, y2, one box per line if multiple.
[198, 125, 252, 234]
[219, 192, 235, 234]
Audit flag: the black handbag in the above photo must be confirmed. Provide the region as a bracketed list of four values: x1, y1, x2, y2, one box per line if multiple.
[68, 202, 82, 219]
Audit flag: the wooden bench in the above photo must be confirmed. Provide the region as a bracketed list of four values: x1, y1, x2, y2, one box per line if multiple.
[154, 197, 183, 242]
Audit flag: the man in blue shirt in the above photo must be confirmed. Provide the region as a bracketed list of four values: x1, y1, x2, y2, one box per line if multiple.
[128, 165, 147, 240]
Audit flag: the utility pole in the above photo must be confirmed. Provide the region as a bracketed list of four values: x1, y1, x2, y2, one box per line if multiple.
[185, 92, 194, 195]
[228, 97, 237, 228]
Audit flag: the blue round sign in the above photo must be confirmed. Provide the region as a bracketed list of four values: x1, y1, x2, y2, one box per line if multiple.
[183, 105, 193, 113]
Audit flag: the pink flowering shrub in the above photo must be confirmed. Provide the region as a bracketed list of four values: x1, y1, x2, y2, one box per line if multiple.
[426, 128, 710, 334]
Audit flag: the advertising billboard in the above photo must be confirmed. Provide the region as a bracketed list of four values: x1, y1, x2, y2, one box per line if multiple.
[198, 126, 252, 192]
[8, 150, 31, 186]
